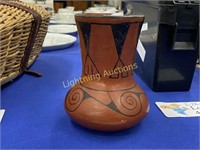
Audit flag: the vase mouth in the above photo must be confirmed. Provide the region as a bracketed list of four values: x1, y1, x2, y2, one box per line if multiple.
[75, 13, 144, 18]
[75, 13, 145, 23]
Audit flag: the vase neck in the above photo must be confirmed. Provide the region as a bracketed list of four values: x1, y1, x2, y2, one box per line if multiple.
[76, 17, 143, 84]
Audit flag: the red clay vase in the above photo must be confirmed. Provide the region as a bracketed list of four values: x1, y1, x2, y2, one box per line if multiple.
[64, 14, 149, 132]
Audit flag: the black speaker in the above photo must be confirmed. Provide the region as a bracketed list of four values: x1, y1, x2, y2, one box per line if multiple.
[126, 0, 199, 91]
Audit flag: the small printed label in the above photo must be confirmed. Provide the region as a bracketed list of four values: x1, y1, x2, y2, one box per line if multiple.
[0, 109, 5, 123]
[156, 102, 200, 117]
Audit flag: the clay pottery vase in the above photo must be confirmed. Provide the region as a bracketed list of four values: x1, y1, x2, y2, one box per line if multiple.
[64, 14, 149, 132]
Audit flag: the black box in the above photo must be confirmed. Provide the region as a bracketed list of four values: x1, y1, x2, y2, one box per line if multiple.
[126, 0, 199, 91]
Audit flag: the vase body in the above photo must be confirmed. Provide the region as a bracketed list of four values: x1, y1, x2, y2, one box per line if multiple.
[64, 14, 149, 132]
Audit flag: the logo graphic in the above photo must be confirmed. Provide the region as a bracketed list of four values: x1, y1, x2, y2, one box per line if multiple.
[160, 103, 189, 115]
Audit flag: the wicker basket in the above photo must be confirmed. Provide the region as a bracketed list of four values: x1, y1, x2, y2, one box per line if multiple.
[0, 0, 50, 85]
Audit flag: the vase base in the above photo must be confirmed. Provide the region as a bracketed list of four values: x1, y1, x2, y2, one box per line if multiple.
[70, 116, 147, 132]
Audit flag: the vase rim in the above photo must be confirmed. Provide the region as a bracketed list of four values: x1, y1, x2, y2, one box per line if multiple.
[75, 13, 144, 18]
[75, 13, 145, 23]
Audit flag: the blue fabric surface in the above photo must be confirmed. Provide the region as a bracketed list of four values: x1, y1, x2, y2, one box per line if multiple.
[1, 36, 199, 149]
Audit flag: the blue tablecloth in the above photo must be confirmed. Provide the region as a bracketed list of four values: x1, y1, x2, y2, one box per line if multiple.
[1, 35, 199, 149]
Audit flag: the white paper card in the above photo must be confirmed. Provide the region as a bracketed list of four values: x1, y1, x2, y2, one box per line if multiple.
[141, 23, 148, 32]
[136, 22, 148, 62]
[137, 39, 146, 62]
[0, 109, 5, 123]
[156, 102, 200, 117]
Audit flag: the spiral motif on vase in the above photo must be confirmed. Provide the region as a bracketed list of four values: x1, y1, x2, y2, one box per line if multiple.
[119, 92, 142, 116]
[65, 88, 84, 112]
